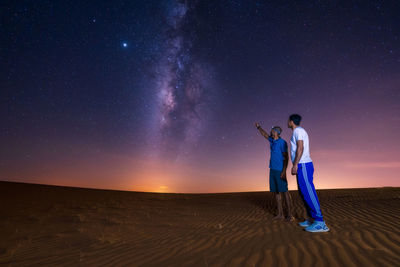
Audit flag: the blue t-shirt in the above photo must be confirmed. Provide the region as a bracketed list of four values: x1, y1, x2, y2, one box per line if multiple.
[268, 137, 288, 171]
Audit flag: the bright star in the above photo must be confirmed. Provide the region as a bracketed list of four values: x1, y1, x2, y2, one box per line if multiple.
[122, 42, 128, 48]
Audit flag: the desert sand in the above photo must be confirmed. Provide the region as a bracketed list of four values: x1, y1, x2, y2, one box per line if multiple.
[0, 181, 399, 266]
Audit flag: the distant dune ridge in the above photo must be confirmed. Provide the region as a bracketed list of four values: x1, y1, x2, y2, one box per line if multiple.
[0, 181, 399, 266]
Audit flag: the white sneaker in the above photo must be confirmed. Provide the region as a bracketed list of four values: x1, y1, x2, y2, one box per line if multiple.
[305, 221, 330, 232]
[298, 219, 312, 227]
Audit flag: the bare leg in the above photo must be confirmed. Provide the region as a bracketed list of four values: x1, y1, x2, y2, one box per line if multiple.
[284, 191, 295, 221]
[273, 193, 284, 220]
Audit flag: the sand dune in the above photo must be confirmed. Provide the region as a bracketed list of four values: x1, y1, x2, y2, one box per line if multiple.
[0, 181, 399, 266]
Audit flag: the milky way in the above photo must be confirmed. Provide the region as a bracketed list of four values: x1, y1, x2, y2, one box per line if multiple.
[148, 0, 215, 162]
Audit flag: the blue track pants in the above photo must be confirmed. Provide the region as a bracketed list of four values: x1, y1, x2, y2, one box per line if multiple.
[297, 162, 324, 222]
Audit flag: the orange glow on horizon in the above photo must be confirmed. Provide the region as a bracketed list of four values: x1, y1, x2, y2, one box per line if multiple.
[1, 148, 399, 193]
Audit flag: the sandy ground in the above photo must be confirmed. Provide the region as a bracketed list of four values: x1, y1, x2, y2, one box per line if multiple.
[0, 181, 399, 266]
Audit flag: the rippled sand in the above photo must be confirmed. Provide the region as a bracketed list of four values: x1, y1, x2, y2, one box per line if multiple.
[0, 181, 399, 266]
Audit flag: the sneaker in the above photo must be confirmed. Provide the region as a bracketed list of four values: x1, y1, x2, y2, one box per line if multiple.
[305, 221, 330, 233]
[298, 219, 312, 227]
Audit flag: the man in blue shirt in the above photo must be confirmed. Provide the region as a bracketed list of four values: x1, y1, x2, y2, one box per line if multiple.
[255, 122, 294, 221]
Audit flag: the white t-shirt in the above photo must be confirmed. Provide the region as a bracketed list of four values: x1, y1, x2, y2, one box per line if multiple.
[290, 127, 312, 164]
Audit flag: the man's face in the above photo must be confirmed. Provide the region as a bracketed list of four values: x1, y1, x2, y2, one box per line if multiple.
[271, 129, 278, 138]
[287, 119, 292, 128]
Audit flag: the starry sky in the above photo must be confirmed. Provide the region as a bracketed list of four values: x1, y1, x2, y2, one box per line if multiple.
[1, 0, 399, 193]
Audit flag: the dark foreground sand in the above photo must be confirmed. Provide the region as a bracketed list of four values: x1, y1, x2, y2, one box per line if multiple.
[0, 181, 399, 266]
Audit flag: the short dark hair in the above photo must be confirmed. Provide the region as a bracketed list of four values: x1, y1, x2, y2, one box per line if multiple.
[289, 114, 302, 125]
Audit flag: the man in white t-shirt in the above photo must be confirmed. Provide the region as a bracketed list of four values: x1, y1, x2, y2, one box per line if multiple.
[288, 114, 329, 232]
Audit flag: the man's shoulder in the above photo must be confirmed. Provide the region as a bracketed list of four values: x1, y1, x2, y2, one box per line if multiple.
[295, 127, 307, 135]
[278, 138, 287, 144]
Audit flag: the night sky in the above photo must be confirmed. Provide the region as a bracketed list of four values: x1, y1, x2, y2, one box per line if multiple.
[1, 0, 399, 193]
